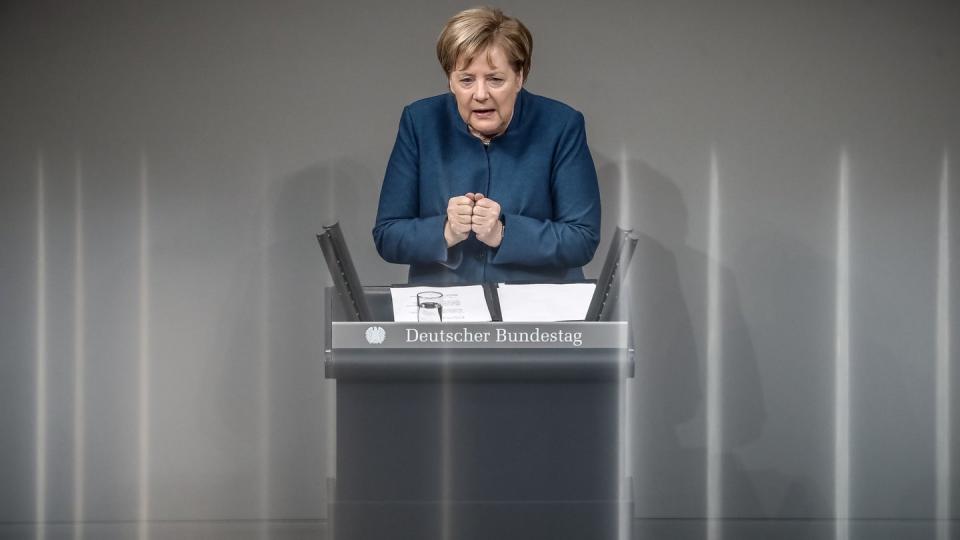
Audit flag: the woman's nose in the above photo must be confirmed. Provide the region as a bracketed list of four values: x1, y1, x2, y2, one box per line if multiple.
[474, 81, 488, 101]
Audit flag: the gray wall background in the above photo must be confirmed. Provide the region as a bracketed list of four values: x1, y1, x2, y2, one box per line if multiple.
[1, 0, 958, 538]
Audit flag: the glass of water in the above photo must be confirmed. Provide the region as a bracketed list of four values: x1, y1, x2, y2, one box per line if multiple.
[416, 291, 443, 322]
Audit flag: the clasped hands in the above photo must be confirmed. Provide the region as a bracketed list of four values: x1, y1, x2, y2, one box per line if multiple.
[444, 192, 503, 248]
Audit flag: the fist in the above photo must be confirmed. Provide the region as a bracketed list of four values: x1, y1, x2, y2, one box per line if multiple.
[444, 193, 475, 247]
[471, 194, 503, 248]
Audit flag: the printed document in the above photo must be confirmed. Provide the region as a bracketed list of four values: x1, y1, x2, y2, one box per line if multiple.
[390, 285, 492, 322]
[497, 282, 596, 322]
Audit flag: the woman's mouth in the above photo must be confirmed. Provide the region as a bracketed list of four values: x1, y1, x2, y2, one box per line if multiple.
[473, 109, 496, 119]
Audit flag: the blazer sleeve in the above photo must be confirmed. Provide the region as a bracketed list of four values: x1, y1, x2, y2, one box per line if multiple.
[491, 111, 601, 268]
[372, 107, 456, 266]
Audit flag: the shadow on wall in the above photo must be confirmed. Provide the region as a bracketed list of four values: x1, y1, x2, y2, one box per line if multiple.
[596, 155, 782, 523]
[210, 157, 391, 519]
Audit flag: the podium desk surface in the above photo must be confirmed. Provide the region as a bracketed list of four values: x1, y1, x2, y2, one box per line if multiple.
[327, 322, 633, 381]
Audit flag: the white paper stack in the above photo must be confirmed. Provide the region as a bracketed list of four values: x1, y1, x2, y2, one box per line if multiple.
[390, 285, 492, 322]
[496, 282, 596, 322]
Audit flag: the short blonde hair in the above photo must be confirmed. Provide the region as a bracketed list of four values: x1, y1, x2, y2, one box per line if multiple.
[436, 7, 533, 81]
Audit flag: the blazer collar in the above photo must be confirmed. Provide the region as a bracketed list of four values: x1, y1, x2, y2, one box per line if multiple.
[447, 87, 528, 141]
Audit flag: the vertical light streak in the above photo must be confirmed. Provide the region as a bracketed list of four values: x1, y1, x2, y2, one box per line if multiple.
[618, 146, 632, 325]
[619, 377, 632, 540]
[73, 155, 86, 540]
[440, 351, 453, 540]
[258, 159, 273, 539]
[138, 153, 151, 540]
[618, 338, 631, 540]
[323, 162, 338, 536]
[617, 145, 632, 540]
[326, 163, 336, 221]
[935, 152, 951, 540]
[35, 153, 48, 540]
[324, 374, 336, 536]
[834, 151, 851, 540]
[618, 145, 631, 238]
[705, 149, 723, 540]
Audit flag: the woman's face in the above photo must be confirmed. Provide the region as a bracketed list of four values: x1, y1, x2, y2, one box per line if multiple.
[449, 45, 523, 138]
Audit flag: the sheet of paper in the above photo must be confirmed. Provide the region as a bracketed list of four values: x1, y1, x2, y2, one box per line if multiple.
[497, 282, 597, 322]
[390, 285, 492, 322]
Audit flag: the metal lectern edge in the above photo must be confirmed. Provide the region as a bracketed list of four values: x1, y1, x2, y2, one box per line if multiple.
[326, 321, 634, 381]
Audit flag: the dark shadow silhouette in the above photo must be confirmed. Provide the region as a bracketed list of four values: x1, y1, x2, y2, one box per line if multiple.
[261, 157, 405, 517]
[205, 157, 398, 522]
[594, 155, 772, 534]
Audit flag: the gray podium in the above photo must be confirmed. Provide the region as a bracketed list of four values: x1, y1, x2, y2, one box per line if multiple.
[325, 288, 634, 540]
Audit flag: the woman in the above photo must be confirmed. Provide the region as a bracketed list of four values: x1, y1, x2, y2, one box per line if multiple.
[373, 7, 600, 284]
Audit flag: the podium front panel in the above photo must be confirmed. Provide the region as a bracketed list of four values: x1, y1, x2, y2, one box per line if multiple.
[326, 321, 632, 540]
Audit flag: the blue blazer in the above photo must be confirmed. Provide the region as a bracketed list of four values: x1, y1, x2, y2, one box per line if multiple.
[373, 88, 601, 284]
